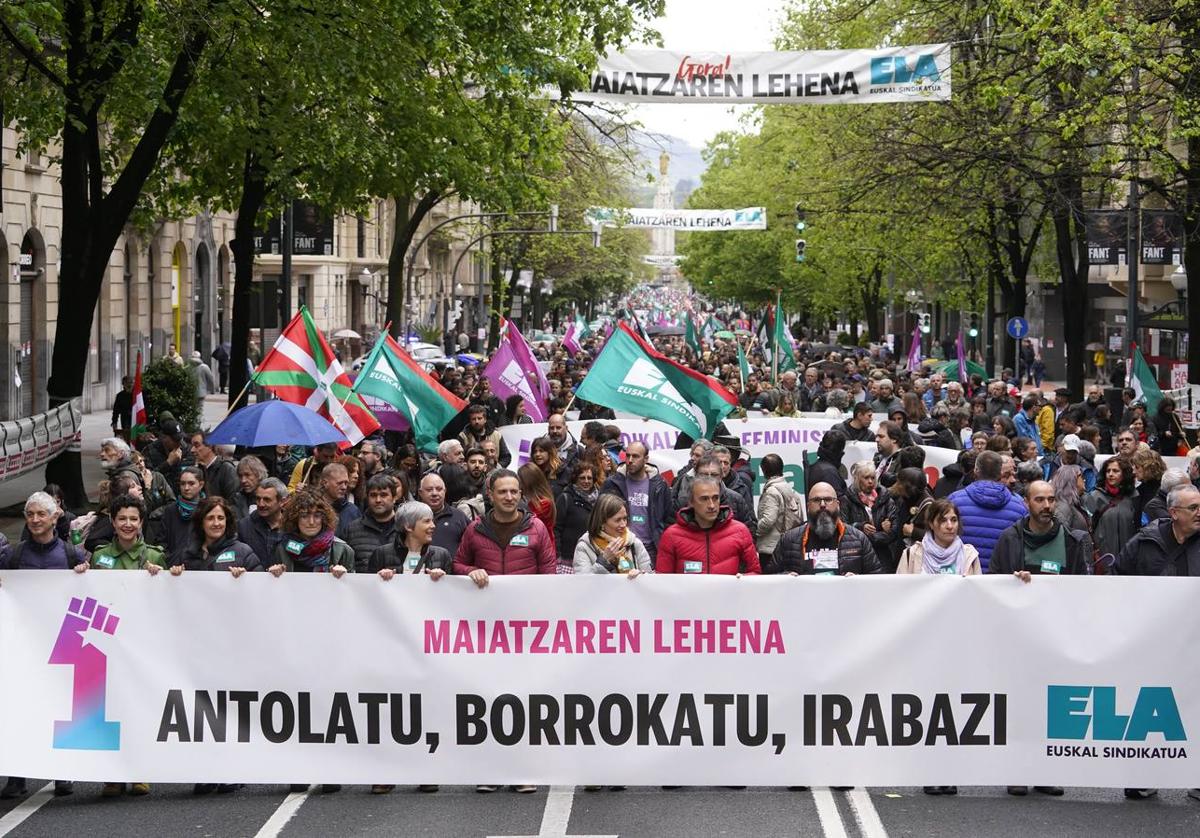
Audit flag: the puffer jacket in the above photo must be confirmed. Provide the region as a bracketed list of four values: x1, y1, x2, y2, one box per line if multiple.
[368, 540, 454, 574]
[177, 535, 261, 572]
[769, 520, 881, 576]
[271, 535, 355, 572]
[452, 510, 557, 576]
[339, 514, 397, 573]
[573, 532, 653, 574]
[917, 417, 959, 450]
[948, 480, 1027, 573]
[1116, 519, 1200, 576]
[654, 506, 760, 575]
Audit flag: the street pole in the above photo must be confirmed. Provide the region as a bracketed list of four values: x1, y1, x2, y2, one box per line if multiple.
[1126, 64, 1141, 384]
[985, 269, 995, 378]
[280, 201, 293, 325]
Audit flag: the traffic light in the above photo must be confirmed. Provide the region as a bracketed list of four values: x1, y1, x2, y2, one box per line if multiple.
[968, 314, 979, 338]
[795, 239, 807, 263]
[795, 203, 807, 232]
[919, 312, 932, 334]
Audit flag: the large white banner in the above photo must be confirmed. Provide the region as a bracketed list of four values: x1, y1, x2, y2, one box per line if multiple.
[580, 46, 952, 105]
[586, 206, 767, 230]
[1, 573, 1196, 786]
[499, 416, 959, 496]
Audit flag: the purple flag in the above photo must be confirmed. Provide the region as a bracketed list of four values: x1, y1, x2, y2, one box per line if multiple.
[905, 324, 922, 373]
[484, 320, 551, 422]
[955, 331, 967, 383]
[563, 321, 581, 357]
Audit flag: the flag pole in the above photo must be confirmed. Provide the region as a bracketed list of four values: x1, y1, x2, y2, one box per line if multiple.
[772, 289, 781, 387]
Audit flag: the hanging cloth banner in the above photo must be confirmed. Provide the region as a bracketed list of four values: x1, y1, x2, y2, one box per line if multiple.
[586, 207, 767, 230]
[579, 45, 951, 105]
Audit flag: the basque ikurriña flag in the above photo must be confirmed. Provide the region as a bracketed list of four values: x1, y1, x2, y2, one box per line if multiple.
[254, 307, 380, 445]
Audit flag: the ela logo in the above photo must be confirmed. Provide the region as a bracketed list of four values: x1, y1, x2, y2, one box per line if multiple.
[49, 597, 122, 750]
[1047, 685, 1186, 742]
[869, 54, 940, 86]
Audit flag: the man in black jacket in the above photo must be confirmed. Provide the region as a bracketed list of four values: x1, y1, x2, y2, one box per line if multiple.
[190, 431, 239, 504]
[341, 475, 399, 572]
[836, 402, 875, 443]
[989, 481, 1090, 579]
[1116, 484, 1200, 577]
[599, 441, 674, 561]
[418, 472, 470, 556]
[770, 482, 880, 575]
[237, 478, 288, 568]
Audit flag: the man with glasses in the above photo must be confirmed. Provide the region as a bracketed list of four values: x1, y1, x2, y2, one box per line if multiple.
[769, 483, 880, 576]
[1113, 483, 1200, 803]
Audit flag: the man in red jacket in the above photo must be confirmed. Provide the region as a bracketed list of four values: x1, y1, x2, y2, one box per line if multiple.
[655, 476, 760, 575]
[453, 469, 557, 587]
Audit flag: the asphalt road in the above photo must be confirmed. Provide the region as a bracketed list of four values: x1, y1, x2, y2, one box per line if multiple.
[1, 783, 1198, 838]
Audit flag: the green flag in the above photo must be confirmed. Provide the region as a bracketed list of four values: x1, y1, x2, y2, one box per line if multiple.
[737, 341, 752, 387]
[576, 323, 737, 439]
[1130, 345, 1163, 416]
[773, 300, 796, 374]
[684, 315, 702, 356]
[352, 334, 468, 453]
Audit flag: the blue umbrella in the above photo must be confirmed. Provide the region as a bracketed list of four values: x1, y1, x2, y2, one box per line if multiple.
[456, 354, 482, 366]
[205, 400, 348, 447]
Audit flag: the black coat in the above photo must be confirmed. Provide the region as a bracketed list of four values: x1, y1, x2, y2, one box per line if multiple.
[179, 535, 261, 572]
[555, 486, 594, 562]
[339, 514, 397, 573]
[988, 518, 1091, 576]
[769, 522, 881, 576]
[1116, 519, 1200, 576]
[806, 458, 848, 500]
[368, 541, 454, 573]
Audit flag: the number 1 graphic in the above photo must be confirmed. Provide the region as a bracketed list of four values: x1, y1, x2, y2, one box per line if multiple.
[48, 597, 121, 750]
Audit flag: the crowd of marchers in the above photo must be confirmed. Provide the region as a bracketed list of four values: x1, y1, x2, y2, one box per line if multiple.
[3, 314, 1199, 804]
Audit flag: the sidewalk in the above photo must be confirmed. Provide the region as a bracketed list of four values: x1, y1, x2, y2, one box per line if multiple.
[0, 394, 233, 542]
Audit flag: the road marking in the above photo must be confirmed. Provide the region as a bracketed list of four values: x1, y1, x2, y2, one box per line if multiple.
[812, 788, 849, 838]
[491, 785, 616, 838]
[253, 785, 313, 838]
[848, 788, 889, 838]
[0, 783, 55, 838]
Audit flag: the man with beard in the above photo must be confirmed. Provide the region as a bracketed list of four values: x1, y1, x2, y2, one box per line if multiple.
[598, 441, 673, 562]
[359, 440, 388, 481]
[547, 413, 582, 466]
[456, 448, 490, 519]
[769, 482, 880, 575]
[459, 405, 511, 467]
[738, 373, 775, 413]
[989, 481, 1090, 578]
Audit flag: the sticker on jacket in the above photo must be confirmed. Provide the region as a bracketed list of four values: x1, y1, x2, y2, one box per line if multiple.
[510, 534, 530, 547]
[285, 540, 304, 554]
[810, 549, 838, 571]
[1039, 559, 1061, 574]
[216, 550, 236, 563]
[683, 560, 702, 573]
[95, 555, 116, 569]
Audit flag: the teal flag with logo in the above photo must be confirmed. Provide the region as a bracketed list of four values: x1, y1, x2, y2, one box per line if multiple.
[737, 341, 752, 387]
[576, 324, 737, 439]
[684, 315, 702, 357]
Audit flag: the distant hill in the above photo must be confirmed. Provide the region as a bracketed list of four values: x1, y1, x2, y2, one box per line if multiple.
[630, 133, 706, 206]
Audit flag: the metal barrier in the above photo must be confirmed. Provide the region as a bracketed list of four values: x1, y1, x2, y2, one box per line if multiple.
[0, 401, 82, 480]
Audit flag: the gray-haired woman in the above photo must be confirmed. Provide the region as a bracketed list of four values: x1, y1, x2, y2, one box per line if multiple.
[368, 501, 453, 579]
[367, 500, 447, 796]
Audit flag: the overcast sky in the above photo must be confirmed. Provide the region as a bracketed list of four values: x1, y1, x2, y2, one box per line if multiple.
[630, 0, 788, 149]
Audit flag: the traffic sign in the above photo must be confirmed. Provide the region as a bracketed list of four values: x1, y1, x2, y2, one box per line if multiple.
[1006, 317, 1029, 339]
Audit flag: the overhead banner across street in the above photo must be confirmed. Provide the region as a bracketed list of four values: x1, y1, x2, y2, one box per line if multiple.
[586, 206, 768, 230]
[1, 573, 1196, 787]
[581, 45, 952, 105]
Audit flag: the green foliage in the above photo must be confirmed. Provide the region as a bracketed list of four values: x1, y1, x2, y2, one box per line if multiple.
[141, 358, 200, 431]
[415, 324, 443, 345]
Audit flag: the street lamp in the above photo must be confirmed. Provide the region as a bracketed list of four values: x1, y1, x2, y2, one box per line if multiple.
[1170, 265, 1187, 300]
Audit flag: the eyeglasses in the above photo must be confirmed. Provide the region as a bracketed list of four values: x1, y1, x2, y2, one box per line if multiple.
[810, 497, 837, 506]
[1172, 504, 1200, 514]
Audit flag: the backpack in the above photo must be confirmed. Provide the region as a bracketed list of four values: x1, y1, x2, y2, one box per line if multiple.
[769, 483, 803, 532]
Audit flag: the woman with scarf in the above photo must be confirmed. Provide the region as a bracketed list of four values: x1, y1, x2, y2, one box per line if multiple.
[268, 489, 353, 577]
[555, 460, 598, 564]
[573, 493, 652, 576]
[841, 461, 878, 533]
[1082, 457, 1137, 573]
[147, 465, 205, 565]
[897, 497, 979, 797]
